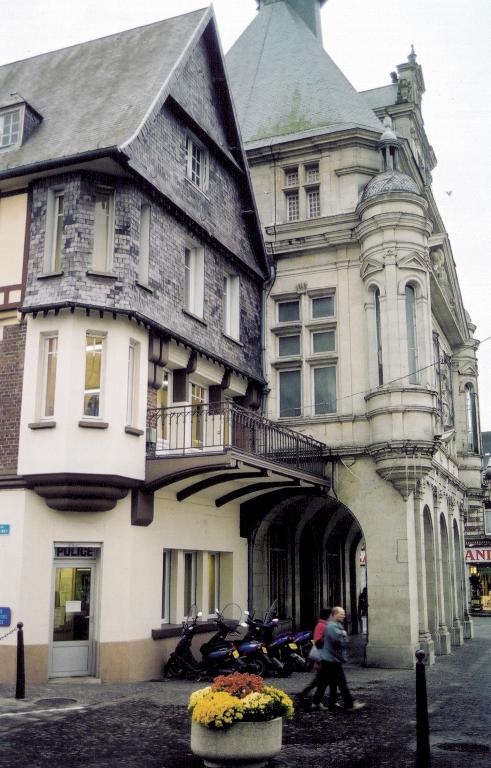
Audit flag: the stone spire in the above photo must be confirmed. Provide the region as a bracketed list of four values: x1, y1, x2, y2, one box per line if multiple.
[256, 0, 327, 40]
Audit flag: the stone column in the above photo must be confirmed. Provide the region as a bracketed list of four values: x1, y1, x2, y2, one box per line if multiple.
[447, 501, 464, 646]
[413, 482, 435, 663]
[433, 490, 451, 655]
[460, 504, 474, 639]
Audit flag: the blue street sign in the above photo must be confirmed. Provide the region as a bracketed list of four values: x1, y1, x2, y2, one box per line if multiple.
[0, 524, 10, 535]
[0, 608, 11, 627]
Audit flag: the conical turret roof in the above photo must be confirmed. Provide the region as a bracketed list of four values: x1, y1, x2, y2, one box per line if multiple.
[226, 0, 382, 146]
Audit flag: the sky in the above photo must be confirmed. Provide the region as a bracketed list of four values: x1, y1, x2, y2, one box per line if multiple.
[1, 0, 490, 429]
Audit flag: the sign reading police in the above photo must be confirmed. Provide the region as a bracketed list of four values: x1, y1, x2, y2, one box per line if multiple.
[55, 546, 96, 558]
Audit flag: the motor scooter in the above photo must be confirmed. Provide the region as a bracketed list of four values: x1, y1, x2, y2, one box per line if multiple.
[242, 610, 306, 675]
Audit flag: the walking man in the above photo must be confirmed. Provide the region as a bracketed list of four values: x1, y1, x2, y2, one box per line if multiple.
[312, 606, 365, 712]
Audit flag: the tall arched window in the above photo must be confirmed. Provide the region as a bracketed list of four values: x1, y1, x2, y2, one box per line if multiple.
[374, 288, 383, 385]
[465, 384, 479, 453]
[405, 284, 419, 383]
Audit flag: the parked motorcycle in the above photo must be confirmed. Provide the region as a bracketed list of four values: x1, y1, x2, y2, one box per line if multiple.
[163, 608, 244, 680]
[200, 607, 275, 678]
[242, 610, 307, 675]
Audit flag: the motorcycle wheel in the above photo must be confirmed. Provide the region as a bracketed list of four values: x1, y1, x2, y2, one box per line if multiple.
[164, 656, 184, 678]
[245, 655, 268, 677]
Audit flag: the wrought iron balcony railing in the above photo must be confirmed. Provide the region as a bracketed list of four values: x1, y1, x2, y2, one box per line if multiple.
[146, 402, 325, 478]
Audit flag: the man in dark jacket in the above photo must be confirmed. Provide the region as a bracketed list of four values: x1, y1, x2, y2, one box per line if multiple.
[312, 606, 365, 712]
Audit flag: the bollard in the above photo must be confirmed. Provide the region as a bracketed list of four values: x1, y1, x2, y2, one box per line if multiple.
[415, 649, 430, 767]
[15, 622, 25, 700]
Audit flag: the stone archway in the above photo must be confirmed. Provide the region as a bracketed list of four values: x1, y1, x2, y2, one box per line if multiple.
[440, 513, 453, 630]
[453, 519, 464, 623]
[423, 506, 438, 640]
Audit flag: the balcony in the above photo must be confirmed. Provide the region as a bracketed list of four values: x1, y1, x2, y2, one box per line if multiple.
[146, 402, 325, 478]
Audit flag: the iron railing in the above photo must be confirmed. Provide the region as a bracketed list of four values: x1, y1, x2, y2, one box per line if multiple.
[146, 402, 326, 477]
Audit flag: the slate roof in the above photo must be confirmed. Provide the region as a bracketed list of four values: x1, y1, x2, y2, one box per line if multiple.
[361, 84, 398, 110]
[0, 9, 207, 176]
[226, 0, 382, 147]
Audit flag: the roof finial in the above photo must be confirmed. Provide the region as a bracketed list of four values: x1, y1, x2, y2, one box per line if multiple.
[408, 44, 417, 64]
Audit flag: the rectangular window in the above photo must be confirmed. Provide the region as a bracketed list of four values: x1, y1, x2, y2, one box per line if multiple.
[92, 190, 114, 272]
[223, 273, 240, 339]
[279, 369, 301, 417]
[313, 366, 336, 415]
[485, 511, 491, 536]
[126, 341, 139, 426]
[157, 373, 170, 446]
[43, 189, 64, 273]
[278, 300, 300, 323]
[162, 550, 171, 624]
[307, 187, 321, 219]
[40, 335, 58, 418]
[284, 167, 298, 187]
[138, 204, 150, 285]
[312, 295, 334, 319]
[278, 334, 300, 357]
[83, 334, 104, 417]
[184, 245, 205, 317]
[186, 136, 208, 192]
[312, 330, 335, 354]
[0, 110, 20, 148]
[183, 551, 197, 617]
[286, 192, 299, 222]
[208, 553, 220, 616]
[191, 383, 206, 448]
[305, 163, 319, 183]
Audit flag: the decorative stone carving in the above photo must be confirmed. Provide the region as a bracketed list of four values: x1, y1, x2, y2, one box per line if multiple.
[397, 78, 413, 103]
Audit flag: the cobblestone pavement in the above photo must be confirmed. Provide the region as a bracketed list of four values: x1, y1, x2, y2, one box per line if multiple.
[1, 619, 490, 767]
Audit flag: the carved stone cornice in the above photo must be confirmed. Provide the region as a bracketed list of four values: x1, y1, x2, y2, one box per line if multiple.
[369, 440, 437, 499]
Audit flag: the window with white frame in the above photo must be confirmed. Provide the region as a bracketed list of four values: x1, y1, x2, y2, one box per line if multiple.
[40, 334, 58, 419]
[0, 109, 21, 149]
[183, 551, 197, 617]
[485, 510, 491, 536]
[307, 187, 321, 219]
[279, 368, 301, 417]
[278, 334, 301, 357]
[311, 295, 334, 319]
[126, 340, 140, 427]
[157, 372, 171, 448]
[92, 190, 114, 272]
[278, 300, 300, 323]
[161, 549, 171, 624]
[184, 245, 205, 317]
[208, 553, 220, 617]
[283, 161, 321, 222]
[465, 384, 479, 453]
[83, 333, 104, 417]
[43, 189, 64, 273]
[286, 191, 299, 222]
[305, 163, 320, 183]
[138, 204, 150, 285]
[223, 273, 240, 339]
[284, 167, 299, 187]
[405, 284, 419, 383]
[312, 330, 335, 354]
[191, 382, 207, 448]
[186, 135, 208, 192]
[313, 365, 336, 415]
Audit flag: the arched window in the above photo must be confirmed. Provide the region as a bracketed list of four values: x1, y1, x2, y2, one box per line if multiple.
[374, 288, 383, 385]
[465, 384, 479, 453]
[405, 284, 419, 383]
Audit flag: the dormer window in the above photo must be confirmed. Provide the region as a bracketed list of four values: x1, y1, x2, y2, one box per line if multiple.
[0, 109, 21, 149]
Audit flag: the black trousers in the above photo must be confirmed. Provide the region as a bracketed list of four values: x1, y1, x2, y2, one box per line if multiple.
[312, 661, 354, 708]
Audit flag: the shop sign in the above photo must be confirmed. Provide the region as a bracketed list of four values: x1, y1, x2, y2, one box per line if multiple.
[0, 524, 10, 535]
[465, 537, 491, 548]
[0, 608, 11, 627]
[465, 548, 491, 563]
[54, 546, 96, 558]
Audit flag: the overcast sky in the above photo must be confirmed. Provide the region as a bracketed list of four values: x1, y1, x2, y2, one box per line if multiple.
[1, 0, 490, 429]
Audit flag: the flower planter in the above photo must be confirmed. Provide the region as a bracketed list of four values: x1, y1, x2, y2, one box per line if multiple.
[191, 717, 283, 768]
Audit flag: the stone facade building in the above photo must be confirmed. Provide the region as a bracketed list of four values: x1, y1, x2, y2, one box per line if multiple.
[0, 8, 328, 683]
[226, 0, 484, 667]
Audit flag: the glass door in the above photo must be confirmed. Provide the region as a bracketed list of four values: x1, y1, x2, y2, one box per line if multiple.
[50, 563, 95, 677]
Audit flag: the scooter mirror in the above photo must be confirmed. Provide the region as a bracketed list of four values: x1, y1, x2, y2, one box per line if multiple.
[244, 610, 249, 616]
[240, 622, 248, 627]
[273, 618, 279, 623]
[197, 611, 203, 618]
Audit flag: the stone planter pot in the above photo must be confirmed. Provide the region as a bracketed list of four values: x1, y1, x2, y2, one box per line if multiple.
[190, 717, 283, 768]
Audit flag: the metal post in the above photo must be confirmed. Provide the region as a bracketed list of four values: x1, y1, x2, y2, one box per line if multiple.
[415, 649, 430, 767]
[15, 622, 25, 700]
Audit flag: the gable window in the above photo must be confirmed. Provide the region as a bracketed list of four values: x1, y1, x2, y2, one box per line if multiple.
[186, 135, 208, 192]
[465, 384, 479, 453]
[307, 187, 321, 219]
[184, 245, 204, 317]
[312, 330, 335, 354]
[83, 333, 104, 417]
[278, 300, 300, 323]
[312, 295, 334, 319]
[286, 191, 299, 222]
[279, 369, 301, 417]
[375, 288, 384, 385]
[279, 334, 300, 357]
[405, 284, 419, 383]
[138, 204, 150, 286]
[92, 190, 114, 272]
[40, 334, 58, 419]
[0, 109, 20, 149]
[223, 273, 240, 339]
[313, 365, 336, 415]
[44, 189, 64, 273]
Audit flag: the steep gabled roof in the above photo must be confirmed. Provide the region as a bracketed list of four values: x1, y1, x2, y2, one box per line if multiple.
[0, 9, 207, 175]
[226, 0, 382, 146]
